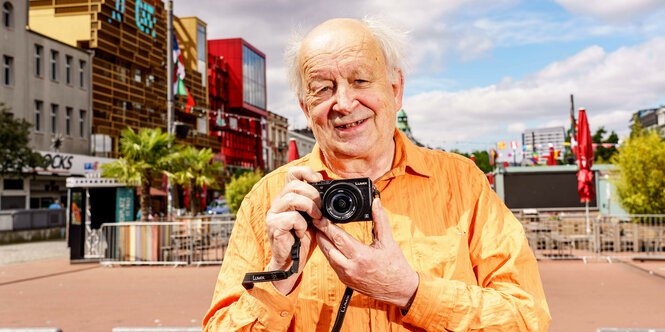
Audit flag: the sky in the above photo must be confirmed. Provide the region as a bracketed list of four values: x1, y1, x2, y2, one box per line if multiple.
[175, 0, 665, 154]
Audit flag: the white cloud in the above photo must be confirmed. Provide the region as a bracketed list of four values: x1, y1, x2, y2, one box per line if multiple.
[555, 0, 665, 22]
[173, 1, 665, 151]
[507, 122, 526, 133]
[404, 37, 665, 149]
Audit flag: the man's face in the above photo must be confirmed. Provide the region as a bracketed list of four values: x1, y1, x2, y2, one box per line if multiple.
[298, 20, 404, 161]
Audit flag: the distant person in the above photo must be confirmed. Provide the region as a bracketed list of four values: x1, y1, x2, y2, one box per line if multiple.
[48, 200, 62, 209]
[204, 17, 550, 331]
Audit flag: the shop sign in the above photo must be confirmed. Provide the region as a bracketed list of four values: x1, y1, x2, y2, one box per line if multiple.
[37, 151, 116, 176]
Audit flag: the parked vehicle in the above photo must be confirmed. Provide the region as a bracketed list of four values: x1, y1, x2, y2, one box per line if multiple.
[206, 199, 230, 215]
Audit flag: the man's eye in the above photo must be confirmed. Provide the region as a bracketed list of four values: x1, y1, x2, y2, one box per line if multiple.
[316, 86, 331, 94]
[355, 79, 369, 85]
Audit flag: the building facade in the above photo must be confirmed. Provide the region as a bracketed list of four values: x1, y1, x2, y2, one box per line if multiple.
[396, 109, 423, 147]
[2, 0, 99, 210]
[288, 128, 316, 159]
[28, 0, 219, 157]
[633, 107, 665, 136]
[208, 38, 266, 170]
[522, 126, 566, 163]
[265, 111, 288, 172]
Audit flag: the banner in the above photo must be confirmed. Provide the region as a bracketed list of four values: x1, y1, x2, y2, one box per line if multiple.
[116, 188, 135, 222]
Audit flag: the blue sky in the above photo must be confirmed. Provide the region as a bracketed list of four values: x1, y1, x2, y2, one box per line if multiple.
[176, 0, 665, 155]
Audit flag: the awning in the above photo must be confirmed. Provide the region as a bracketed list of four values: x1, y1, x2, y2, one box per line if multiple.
[136, 187, 168, 197]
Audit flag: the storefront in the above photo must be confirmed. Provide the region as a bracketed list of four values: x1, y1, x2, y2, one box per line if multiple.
[0, 151, 115, 211]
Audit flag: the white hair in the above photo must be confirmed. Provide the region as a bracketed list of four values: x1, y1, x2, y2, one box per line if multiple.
[284, 16, 410, 102]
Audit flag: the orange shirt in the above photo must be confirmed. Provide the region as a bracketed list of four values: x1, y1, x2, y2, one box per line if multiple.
[203, 129, 550, 331]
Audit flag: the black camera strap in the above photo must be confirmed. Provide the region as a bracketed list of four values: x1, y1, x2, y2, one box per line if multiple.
[242, 230, 352, 332]
[242, 231, 300, 289]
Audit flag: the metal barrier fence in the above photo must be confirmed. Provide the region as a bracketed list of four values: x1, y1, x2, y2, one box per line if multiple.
[517, 213, 665, 261]
[98, 214, 234, 266]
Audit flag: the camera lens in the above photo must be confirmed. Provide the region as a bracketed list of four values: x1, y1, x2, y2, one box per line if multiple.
[323, 184, 361, 223]
[331, 193, 352, 214]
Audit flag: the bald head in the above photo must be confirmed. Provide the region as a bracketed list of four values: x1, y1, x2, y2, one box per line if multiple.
[285, 17, 409, 102]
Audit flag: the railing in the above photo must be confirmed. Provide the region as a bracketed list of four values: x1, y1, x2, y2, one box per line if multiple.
[98, 214, 234, 266]
[517, 213, 665, 261]
[0, 208, 65, 231]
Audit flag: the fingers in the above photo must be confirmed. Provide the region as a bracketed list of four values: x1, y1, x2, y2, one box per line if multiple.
[370, 198, 393, 243]
[313, 218, 364, 260]
[285, 166, 323, 184]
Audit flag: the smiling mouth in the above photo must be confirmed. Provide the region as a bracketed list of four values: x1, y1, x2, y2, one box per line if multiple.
[336, 119, 365, 129]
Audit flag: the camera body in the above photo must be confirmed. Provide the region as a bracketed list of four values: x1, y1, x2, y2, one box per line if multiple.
[302, 177, 379, 223]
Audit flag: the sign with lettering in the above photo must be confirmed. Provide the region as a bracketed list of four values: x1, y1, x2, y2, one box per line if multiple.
[36, 151, 116, 176]
[116, 188, 135, 222]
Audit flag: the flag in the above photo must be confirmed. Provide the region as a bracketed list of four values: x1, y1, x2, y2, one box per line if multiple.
[173, 34, 185, 91]
[489, 148, 496, 166]
[510, 141, 518, 150]
[173, 34, 195, 112]
[497, 141, 506, 150]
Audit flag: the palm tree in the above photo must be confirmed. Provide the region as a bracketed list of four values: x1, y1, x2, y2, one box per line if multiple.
[101, 127, 174, 221]
[168, 146, 224, 215]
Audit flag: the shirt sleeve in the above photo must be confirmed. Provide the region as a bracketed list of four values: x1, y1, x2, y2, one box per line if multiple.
[202, 182, 301, 331]
[402, 166, 551, 331]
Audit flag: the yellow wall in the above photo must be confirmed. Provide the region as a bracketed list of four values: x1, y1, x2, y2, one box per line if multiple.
[29, 8, 90, 47]
[175, 16, 205, 72]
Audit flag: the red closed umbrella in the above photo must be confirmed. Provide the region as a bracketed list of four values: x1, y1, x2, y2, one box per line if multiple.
[288, 138, 300, 162]
[576, 108, 595, 203]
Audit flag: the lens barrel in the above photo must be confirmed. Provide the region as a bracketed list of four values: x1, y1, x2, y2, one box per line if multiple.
[323, 183, 361, 222]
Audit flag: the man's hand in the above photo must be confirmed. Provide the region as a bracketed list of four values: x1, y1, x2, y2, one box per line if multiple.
[265, 166, 323, 295]
[313, 198, 419, 308]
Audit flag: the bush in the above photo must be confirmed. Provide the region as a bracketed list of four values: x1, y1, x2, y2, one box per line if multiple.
[613, 130, 665, 215]
[225, 170, 263, 214]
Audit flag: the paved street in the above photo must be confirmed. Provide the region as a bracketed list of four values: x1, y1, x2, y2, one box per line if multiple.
[1, 241, 664, 331]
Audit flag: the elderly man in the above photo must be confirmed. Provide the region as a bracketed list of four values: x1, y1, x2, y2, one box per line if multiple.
[204, 18, 550, 331]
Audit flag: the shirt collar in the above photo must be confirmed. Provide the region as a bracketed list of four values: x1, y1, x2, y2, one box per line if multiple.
[306, 128, 432, 180]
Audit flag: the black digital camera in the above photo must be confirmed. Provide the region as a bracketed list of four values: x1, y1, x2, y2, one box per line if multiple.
[301, 177, 379, 223]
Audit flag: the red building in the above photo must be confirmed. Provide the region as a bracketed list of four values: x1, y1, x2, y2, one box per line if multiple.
[208, 39, 267, 170]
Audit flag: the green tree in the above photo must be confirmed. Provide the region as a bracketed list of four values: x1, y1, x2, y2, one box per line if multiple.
[168, 146, 224, 215]
[592, 126, 619, 164]
[613, 129, 665, 214]
[101, 127, 175, 221]
[225, 169, 263, 214]
[0, 103, 46, 177]
[471, 150, 494, 173]
[450, 149, 495, 173]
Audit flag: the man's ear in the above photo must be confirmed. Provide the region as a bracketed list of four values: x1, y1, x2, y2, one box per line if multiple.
[391, 68, 405, 111]
[299, 98, 313, 129]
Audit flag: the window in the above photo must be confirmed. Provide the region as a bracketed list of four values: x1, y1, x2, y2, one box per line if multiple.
[3, 179, 23, 190]
[50, 50, 58, 81]
[50, 104, 58, 134]
[79, 60, 85, 88]
[65, 55, 72, 84]
[2, 2, 12, 29]
[34, 100, 42, 131]
[65, 107, 72, 136]
[2, 55, 12, 86]
[242, 45, 266, 110]
[133, 68, 141, 83]
[34, 45, 43, 77]
[197, 23, 206, 87]
[79, 110, 86, 137]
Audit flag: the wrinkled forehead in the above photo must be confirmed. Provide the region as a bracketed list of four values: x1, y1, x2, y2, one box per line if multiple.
[298, 20, 385, 75]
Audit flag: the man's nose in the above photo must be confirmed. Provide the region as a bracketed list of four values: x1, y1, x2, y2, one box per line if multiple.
[332, 84, 358, 114]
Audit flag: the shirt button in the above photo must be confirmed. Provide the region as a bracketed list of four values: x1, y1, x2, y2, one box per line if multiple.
[280, 311, 288, 317]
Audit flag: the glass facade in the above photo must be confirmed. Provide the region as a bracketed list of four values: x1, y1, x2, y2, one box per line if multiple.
[242, 45, 266, 110]
[197, 23, 206, 87]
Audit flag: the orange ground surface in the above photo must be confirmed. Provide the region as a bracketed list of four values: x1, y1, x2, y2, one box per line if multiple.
[1, 257, 664, 331]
